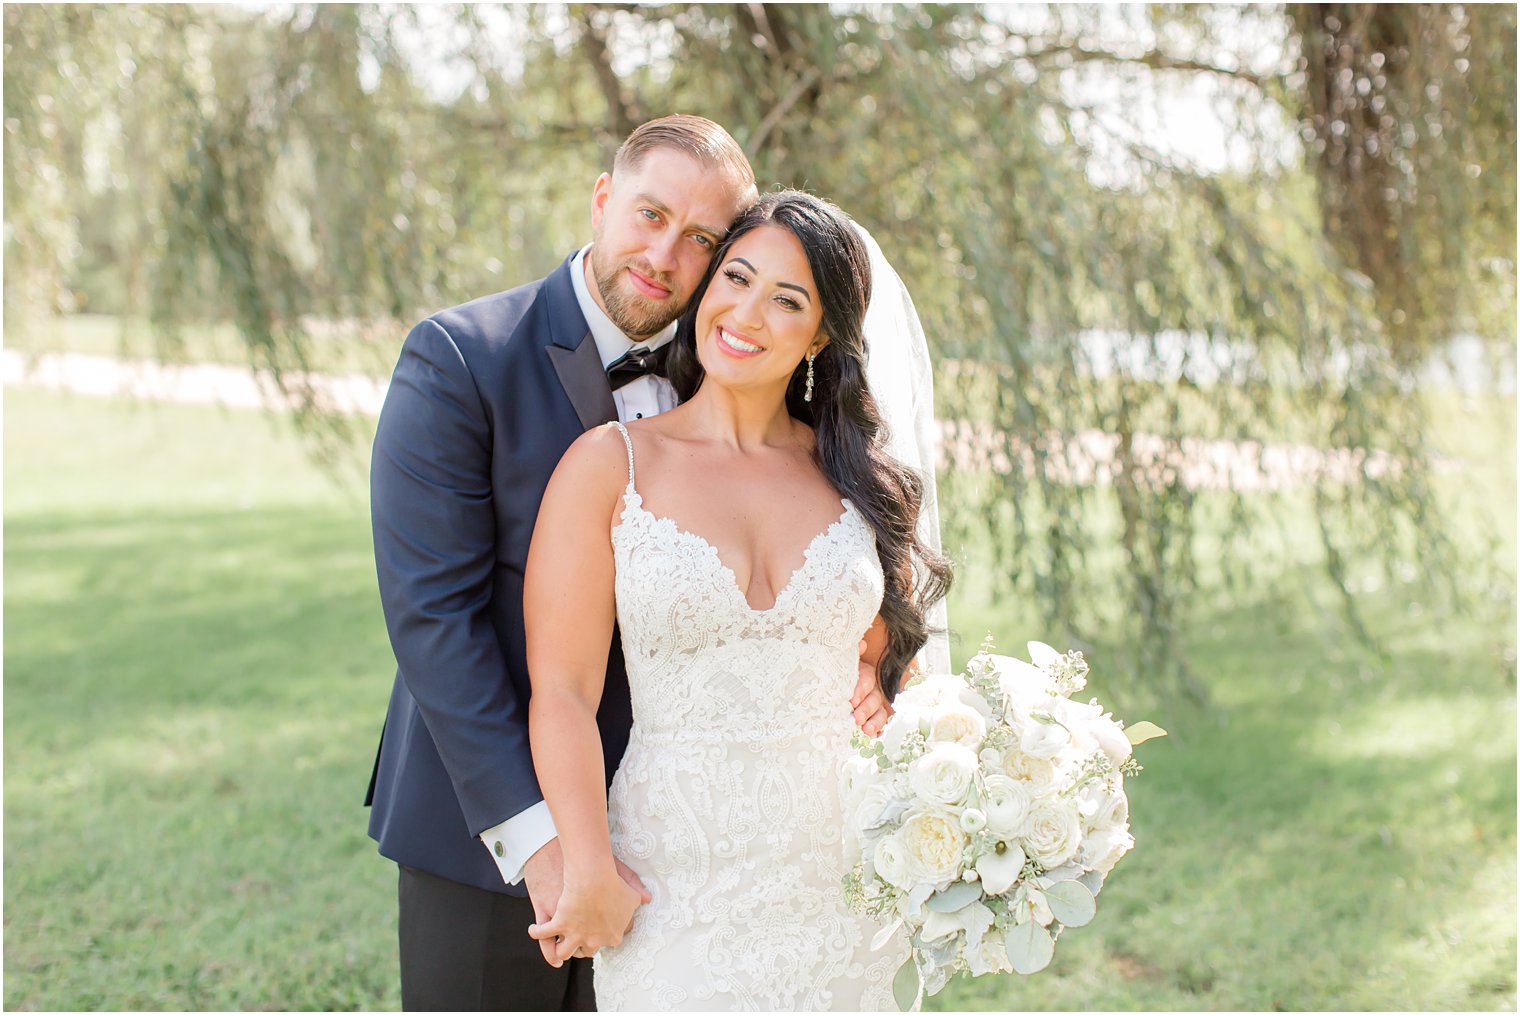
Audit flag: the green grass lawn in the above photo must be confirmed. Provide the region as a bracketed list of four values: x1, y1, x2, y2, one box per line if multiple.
[4, 386, 1515, 1010]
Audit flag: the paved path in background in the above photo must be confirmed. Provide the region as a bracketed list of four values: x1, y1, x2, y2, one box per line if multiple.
[2, 348, 388, 416]
[3, 348, 1444, 492]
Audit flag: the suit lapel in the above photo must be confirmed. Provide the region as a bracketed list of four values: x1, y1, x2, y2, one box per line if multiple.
[542, 255, 617, 431]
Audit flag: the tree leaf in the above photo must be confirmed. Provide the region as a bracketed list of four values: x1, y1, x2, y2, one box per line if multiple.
[926, 880, 982, 912]
[892, 958, 920, 1011]
[1005, 919, 1055, 974]
[1123, 720, 1169, 746]
[1043, 879, 1096, 927]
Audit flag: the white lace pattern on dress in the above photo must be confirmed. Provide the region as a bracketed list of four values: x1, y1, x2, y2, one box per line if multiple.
[593, 422, 908, 1011]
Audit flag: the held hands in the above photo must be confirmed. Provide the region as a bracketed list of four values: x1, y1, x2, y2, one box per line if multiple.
[851, 639, 897, 737]
[522, 838, 651, 966]
[528, 867, 644, 967]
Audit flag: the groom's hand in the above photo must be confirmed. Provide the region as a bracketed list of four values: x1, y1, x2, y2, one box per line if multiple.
[851, 639, 894, 737]
[523, 838, 652, 963]
[523, 839, 567, 966]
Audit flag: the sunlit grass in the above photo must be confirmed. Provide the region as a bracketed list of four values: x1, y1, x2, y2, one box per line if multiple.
[3, 385, 1514, 1010]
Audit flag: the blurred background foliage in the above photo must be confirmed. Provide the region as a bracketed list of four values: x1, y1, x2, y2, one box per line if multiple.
[4, 2, 1515, 711]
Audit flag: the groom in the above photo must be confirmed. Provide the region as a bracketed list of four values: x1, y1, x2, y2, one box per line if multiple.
[366, 115, 898, 1011]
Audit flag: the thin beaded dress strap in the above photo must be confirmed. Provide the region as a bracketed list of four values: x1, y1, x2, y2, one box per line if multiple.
[611, 420, 637, 492]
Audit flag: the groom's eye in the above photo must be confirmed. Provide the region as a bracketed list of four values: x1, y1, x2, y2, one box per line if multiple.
[640, 208, 660, 223]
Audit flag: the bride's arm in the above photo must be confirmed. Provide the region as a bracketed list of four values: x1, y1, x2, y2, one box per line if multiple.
[524, 425, 643, 966]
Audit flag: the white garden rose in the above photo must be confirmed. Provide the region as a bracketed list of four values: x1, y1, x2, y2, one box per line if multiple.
[1003, 748, 1058, 786]
[981, 774, 1035, 838]
[852, 782, 901, 834]
[965, 929, 1015, 976]
[841, 754, 876, 815]
[927, 702, 987, 749]
[1079, 824, 1134, 876]
[1019, 719, 1071, 759]
[899, 809, 967, 884]
[908, 743, 978, 807]
[1022, 800, 1083, 868]
[872, 831, 916, 890]
[879, 704, 925, 761]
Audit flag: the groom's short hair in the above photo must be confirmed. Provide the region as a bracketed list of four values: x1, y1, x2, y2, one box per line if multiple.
[615, 115, 757, 198]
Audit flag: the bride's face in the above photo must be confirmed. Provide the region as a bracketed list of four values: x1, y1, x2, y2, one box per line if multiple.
[694, 225, 826, 398]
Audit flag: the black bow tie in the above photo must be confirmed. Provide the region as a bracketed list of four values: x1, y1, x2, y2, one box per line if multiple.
[605, 343, 672, 391]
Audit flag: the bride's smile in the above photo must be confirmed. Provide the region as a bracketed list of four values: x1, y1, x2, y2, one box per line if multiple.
[695, 224, 826, 390]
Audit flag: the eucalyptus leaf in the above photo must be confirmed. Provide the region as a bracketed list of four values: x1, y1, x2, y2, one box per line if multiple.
[891, 959, 920, 1012]
[1077, 869, 1106, 896]
[1005, 919, 1055, 974]
[926, 881, 983, 912]
[1123, 721, 1169, 745]
[1043, 879, 1096, 927]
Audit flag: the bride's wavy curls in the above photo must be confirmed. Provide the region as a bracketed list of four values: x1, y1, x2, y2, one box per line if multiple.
[667, 191, 952, 695]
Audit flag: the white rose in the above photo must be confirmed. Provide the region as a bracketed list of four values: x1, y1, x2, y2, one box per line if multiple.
[899, 809, 967, 884]
[981, 774, 1035, 838]
[965, 929, 1014, 976]
[1022, 800, 1083, 868]
[1080, 824, 1134, 876]
[1003, 748, 1058, 786]
[908, 743, 978, 808]
[1020, 720, 1070, 759]
[927, 703, 987, 749]
[879, 705, 923, 760]
[872, 832, 916, 890]
[1084, 785, 1129, 833]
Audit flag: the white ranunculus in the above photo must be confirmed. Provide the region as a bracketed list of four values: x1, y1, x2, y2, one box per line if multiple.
[981, 774, 1035, 838]
[974, 841, 1026, 895]
[1022, 800, 1083, 868]
[908, 743, 978, 807]
[960, 807, 988, 833]
[899, 809, 967, 885]
[873, 832, 916, 890]
[1079, 824, 1134, 876]
[927, 703, 987, 749]
[1019, 720, 1071, 760]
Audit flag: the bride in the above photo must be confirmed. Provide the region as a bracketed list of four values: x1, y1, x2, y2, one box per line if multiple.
[523, 191, 952, 1011]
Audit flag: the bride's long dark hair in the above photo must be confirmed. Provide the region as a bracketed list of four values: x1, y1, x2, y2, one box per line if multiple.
[667, 190, 952, 695]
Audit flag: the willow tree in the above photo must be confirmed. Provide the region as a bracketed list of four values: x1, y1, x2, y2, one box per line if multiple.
[5, 3, 1514, 709]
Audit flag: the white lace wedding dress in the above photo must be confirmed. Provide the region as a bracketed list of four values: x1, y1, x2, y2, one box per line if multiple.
[594, 422, 907, 1011]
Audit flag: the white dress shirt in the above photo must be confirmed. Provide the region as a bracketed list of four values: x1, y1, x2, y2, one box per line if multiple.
[479, 244, 676, 886]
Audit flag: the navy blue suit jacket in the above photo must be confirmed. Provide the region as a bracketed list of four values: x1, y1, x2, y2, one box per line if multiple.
[365, 254, 632, 895]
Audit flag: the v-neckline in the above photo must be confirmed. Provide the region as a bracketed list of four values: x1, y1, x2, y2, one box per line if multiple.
[618, 494, 856, 615]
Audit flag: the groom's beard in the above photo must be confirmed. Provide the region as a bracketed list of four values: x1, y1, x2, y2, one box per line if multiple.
[590, 246, 687, 340]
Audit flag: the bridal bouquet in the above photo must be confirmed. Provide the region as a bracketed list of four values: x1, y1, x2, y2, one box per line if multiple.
[841, 640, 1166, 1008]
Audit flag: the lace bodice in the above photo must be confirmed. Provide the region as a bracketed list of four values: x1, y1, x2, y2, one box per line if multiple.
[594, 422, 905, 1011]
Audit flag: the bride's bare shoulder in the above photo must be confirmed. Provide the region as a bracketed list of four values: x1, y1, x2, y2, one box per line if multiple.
[548, 422, 634, 501]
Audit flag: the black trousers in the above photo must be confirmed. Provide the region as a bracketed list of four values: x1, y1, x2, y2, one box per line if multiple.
[397, 865, 594, 1012]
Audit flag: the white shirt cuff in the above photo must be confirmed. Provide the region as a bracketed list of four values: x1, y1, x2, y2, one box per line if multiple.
[479, 802, 558, 886]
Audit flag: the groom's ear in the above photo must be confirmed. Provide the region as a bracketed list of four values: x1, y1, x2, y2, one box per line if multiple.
[590, 172, 614, 229]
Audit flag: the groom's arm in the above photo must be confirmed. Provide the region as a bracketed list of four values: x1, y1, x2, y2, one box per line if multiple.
[371, 317, 541, 842]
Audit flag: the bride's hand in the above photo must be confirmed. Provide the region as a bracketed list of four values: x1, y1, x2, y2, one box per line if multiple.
[852, 638, 896, 737]
[527, 870, 644, 966]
